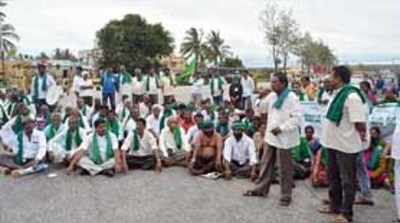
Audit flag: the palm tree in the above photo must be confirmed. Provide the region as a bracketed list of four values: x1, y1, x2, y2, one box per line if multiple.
[205, 30, 232, 65]
[0, 1, 19, 75]
[180, 27, 205, 71]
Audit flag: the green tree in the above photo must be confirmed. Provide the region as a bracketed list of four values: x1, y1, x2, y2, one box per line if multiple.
[180, 27, 206, 71]
[205, 30, 232, 65]
[221, 56, 244, 68]
[96, 14, 174, 71]
[294, 32, 337, 75]
[37, 52, 50, 60]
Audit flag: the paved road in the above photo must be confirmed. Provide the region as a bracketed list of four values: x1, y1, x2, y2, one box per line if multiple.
[0, 167, 396, 223]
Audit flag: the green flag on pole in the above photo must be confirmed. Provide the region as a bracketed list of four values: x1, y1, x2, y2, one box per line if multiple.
[176, 58, 197, 85]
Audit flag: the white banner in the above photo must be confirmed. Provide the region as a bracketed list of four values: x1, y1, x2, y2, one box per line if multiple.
[368, 103, 400, 142]
[299, 101, 323, 137]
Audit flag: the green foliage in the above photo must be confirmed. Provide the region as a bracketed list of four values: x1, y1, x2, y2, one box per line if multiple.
[180, 28, 232, 70]
[221, 56, 244, 68]
[96, 14, 174, 71]
[53, 48, 77, 61]
[293, 32, 337, 74]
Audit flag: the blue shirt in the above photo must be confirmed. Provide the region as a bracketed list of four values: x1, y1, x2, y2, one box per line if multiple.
[101, 73, 118, 93]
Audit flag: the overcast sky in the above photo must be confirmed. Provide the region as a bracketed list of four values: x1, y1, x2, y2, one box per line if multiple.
[4, 0, 400, 67]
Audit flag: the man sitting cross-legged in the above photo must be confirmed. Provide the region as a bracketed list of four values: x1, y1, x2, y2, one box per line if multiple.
[0, 117, 48, 177]
[120, 118, 162, 173]
[188, 120, 223, 176]
[159, 116, 191, 167]
[75, 119, 123, 177]
[223, 121, 258, 181]
[48, 115, 87, 174]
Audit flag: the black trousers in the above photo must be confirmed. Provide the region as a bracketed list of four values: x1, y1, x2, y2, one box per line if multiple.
[126, 155, 156, 170]
[327, 148, 357, 220]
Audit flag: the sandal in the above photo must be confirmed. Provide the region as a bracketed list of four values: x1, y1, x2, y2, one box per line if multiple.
[279, 197, 292, 207]
[354, 198, 374, 206]
[333, 214, 352, 223]
[243, 190, 267, 197]
[318, 206, 339, 215]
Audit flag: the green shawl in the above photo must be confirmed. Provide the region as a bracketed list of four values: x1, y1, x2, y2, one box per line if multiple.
[12, 115, 23, 134]
[273, 88, 290, 110]
[216, 122, 230, 137]
[65, 129, 83, 151]
[173, 127, 183, 150]
[159, 109, 174, 131]
[90, 132, 114, 165]
[121, 72, 132, 84]
[131, 130, 141, 152]
[45, 124, 59, 141]
[326, 85, 366, 125]
[291, 137, 312, 163]
[107, 120, 120, 138]
[145, 75, 160, 91]
[210, 76, 224, 96]
[14, 131, 25, 165]
[33, 74, 47, 100]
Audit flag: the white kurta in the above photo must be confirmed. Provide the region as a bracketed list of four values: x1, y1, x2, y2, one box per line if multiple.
[159, 127, 190, 157]
[264, 91, 302, 149]
[48, 127, 87, 162]
[321, 92, 369, 154]
[31, 74, 56, 99]
[7, 129, 47, 162]
[121, 130, 158, 156]
[79, 132, 118, 162]
[146, 114, 161, 137]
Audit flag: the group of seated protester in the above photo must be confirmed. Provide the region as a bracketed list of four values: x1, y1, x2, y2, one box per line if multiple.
[0, 88, 396, 198]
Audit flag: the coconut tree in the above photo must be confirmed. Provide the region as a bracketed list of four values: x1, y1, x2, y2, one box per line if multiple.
[205, 30, 232, 65]
[0, 1, 19, 74]
[180, 27, 205, 71]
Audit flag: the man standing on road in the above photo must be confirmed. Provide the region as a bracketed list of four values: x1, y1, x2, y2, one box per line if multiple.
[319, 66, 368, 223]
[145, 67, 161, 105]
[209, 68, 225, 107]
[241, 70, 255, 110]
[31, 63, 56, 110]
[101, 67, 119, 111]
[244, 72, 301, 207]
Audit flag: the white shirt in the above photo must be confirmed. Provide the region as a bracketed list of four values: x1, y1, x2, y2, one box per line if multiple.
[119, 73, 133, 96]
[132, 76, 144, 95]
[321, 92, 369, 154]
[121, 130, 158, 156]
[80, 132, 118, 162]
[116, 106, 130, 123]
[159, 127, 190, 157]
[80, 105, 93, 120]
[223, 134, 258, 166]
[146, 114, 161, 137]
[187, 125, 200, 144]
[191, 78, 204, 95]
[391, 123, 400, 160]
[9, 129, 47, 162]
[72, 75, 83, 93]
[210, 77, 225, 96]
[139, 103, 150, 118]
[48, 127, 87, 152]
[241, 76, 255, 97]
[44, 123, 66, 140]
[123, 117, 137, 133]
[31, 74, 56, 99]
[264, 91, 302, 149]
[146, 76, 159, 94]
[78, 79, 93, 97]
